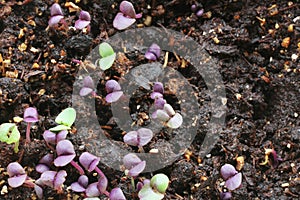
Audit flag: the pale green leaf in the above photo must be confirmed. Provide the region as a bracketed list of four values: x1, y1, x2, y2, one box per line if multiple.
[55, 108, 76, 127]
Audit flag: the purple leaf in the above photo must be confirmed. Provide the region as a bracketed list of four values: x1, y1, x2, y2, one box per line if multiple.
[79, 10, 91, 21]
[123, 131, 139, 146]
[80, 87, 94, 96]
[220, 164, 237, 180]
[7, 162, 25, 177]
[97, 175, 108, 193]
[54, 140, 76, 167]
[105, 80, 121, 93]
[75, 20, 90, 30]
[137, 128, 153, 146]
[8, 174, 27, 188]
[36, 153, 54, 173]
[79, 152, 100, 172]
[53, 170, 67, 190]
[109, 187, 126, 200]
[145, 44, 161, 61]
[50, 3, 63, 16]
[71, 175, 89, 192]
[163, 104, 175, 117]
[43, 130, 67, 144]
[154, 98, 166, 110]
[128, 160, 146, 177]
[225, 172, 242, 191]
[48, 15, 64, 27]
[38, 170, 57, 188]
[136, 181, 143, 192]
[23, 107, 39, 123]
[106, 91, 124, 103]
[34, 184, 43, 199]
[153, 82, 164, 94]
[83, 76, 95, 89]
[113, 12, 136, 30]
[120, 1, 136, 18]
[220, 192, 232, 200]
[123, 153, 142, 169]
[150, 92, 163, 100]
[85, 182, 100, 197]
[167, 113, 183, 129]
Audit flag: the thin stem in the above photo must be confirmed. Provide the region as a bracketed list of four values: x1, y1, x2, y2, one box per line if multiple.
[70, 160, 85, 175]
[24, 178, 35, 188]
[95, 166, 105, 178]
[131, 177, 135, 191]
[103, 190, 110, 197]
[25, 123, 31, 143]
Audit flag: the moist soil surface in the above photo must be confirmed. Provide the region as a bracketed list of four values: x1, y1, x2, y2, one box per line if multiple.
[0, 0, 299, 199]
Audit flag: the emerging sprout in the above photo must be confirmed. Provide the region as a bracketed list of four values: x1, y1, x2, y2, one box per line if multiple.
[105, 80, 123, 103]
[220, 164, 242, 191]
[54, 140, 84, 175]
[23, 107, 39, 143]
[113, 1, 142, 30]
[79, 152, 106, 178]
[123, 153, 146, 177]
[80, 76, 96, 97]
[260, 148, 282, 168]
[123, 128, 153, 147]
[156, 104, 183, 129]
[35, 170, 67, 193]
[145, 44, 161, 61]
[43, 130, 68, 145]
[48, 3, 64, 27]
[109, 187, 126, 200]
[98, 42, 116, 70]
[138, 174, 169, 200]
[49, 107, 76, 132]
[36, 153, 54, 173]
[71, 175, 89, 192]
[150, 82, 164, 99]
[75, 10, 91, 30]
[220, 191, 232, 200]
[7, 162, 33, 188]
[0, 123, 20, 153]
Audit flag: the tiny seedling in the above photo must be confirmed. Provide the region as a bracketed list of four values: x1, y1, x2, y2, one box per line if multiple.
[259, 148, 282, 168]
[48, 3, 64, 27]
[220, 164, 242, 191]
[36, 153, 54, 174]
[54, 139, 84, 175]
[150, 82, 164, 99]
[49, 107, 76, 132]
[152, 97, 166, 119]
[98, 42, 116, 70]
[145, 44, 161, 61]
[35, 170, 67, 194]
[156, 104, 183, 129]
[0, 123, 20, 153]
[75, 10, 91, 30]
[191, 3, 204, 17]
[138, 174, 169, 200]
[71, 175, 89, 192]
[79, 152, 106, 178]
[23, 107, 39, 143]
[80, 76, 96, 97]
[113, 1, 142, 30]
[123, 128, 153, 148]
[123, 153, 146, 177]
[43, 130, 68, 145]
[7, 162, 35, 188]
[105, 80, 124, 103]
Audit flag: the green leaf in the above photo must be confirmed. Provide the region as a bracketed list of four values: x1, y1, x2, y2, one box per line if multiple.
[49, 125, 71, 132]
[0, 123, 20, 153]
[99, 42, 115, 58]
[55, 108, 76, 127]
[138, 184, 164, 200]
[150, 174, 169, 194]
[99, 53, 116, 70]
[0, 123, 17, 142]
[6, 125, 20, 144]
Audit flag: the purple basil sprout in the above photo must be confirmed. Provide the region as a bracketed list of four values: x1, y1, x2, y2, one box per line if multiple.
[75, 10, 91, 30]
[123, 128, 153, 147]
[80, 76, 96, 97]
[220, 164, 242, 191]
[105, 80, 124, 103]
[54, 140, 84, 175]
[36, 153, 54, 173]
[23, 107, 39, 143]
[48, 3, 64, 27]
[123, 153, 146, 177]
[85, 182, 101, 197]
[113, 1, 142, 30]
[150, 82, 164, 99]
[220, 191, 232, 200]
[152, 97, 166, 118]
[156, 104, 183, 129]
[71, 175, 89, 192]
[35, 170, 67, 193]
[110, 187, 126, 200]
[43, 130, 68, 145]
[145, 44, 161, 61]
[7, 162, 34, 188]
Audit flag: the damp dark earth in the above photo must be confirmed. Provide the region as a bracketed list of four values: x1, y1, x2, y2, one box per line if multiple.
[0, 0, 299, 200]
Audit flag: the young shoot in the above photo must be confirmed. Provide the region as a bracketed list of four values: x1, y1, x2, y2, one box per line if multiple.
[138, 174, 169, 200]
[23, 107, 39, 143]
[49, 107, 76, 132]
[98, 42, 116, 70]
[220, 164, 242, 191]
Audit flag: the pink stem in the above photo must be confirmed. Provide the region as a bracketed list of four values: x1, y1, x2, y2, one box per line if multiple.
[95, 166, 105, 178]
[25, 123, 31, 143]
[70, 160, 85, 175]
[24, 178, 35, 188]
[103, 190, 110, 197]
